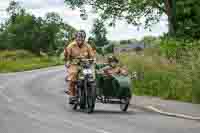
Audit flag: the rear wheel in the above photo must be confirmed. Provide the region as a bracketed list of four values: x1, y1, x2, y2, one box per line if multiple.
[68, 97, 78, 110]
[72, 103, 78, 110]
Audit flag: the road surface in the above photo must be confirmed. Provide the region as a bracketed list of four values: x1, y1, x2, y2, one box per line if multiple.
[0, 66, 199, 133]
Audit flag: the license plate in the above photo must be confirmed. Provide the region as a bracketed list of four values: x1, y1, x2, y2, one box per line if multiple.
[83, 69, 92, 74]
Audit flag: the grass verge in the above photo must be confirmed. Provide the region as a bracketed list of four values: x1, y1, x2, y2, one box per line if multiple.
[0, 50, 64, 73]
[118, 49, 198, 103]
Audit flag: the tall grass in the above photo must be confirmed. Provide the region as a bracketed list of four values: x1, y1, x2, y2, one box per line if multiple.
[118, 47, 200, 104]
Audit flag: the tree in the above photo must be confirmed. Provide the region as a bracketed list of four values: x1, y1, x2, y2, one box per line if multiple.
[6, 1, 21, 15]
[120, 40, 128, 45]
[91, 19, 109, 47]
[1, 1, 77, 55]
[45, 12, 63, 25]
[64, 0, 176, 36]
[6, 0, 23, 23]
[104, 44, 114, 54]
[176, 0, 200, 39]
[42, 12, 62, 55]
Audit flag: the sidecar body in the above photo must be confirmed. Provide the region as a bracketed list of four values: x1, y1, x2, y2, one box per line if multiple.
[95, 63, 132, 111]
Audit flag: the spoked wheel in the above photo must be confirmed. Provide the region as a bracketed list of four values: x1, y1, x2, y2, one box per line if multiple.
[120, 97, 130, 112]
[72, 102, 78, 110]
[75, 80, 85, 110]
[68, 97, 78, 110]
[79, 90, 86, 110]
[86, 96, 95, 113]
[85, 82, 96, 113]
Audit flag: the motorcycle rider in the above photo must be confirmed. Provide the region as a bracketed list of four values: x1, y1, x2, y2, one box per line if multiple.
[64, 30, 95, 104]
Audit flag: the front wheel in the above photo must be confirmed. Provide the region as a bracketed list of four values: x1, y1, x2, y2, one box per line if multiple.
[85, 82, 96, 113]
[80, 90, 86, 109]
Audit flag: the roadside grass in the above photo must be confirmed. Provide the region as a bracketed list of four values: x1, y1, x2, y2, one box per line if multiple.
[0, 50, 64, 73]
[118, 49, 199, 103]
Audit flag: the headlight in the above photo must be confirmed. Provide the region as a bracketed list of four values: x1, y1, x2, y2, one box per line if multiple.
[83, 69, 92, 75]
[79, 76, 84, 80]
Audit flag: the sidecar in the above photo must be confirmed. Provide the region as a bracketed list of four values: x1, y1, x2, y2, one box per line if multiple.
[95, 63, 133, 112]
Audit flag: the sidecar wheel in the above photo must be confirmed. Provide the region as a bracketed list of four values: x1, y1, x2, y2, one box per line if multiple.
[120, 98, 130, 112]
[68, 101, 78, 110]
[72, 104, 78, 110]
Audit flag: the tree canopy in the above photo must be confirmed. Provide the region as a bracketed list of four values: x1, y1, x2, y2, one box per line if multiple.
[65, 0, 200, 39]
[0, 0, 77, 55]
[176, 0, 200, 39]
[90, 19, 109, 47]
[64, 0, 175, 35]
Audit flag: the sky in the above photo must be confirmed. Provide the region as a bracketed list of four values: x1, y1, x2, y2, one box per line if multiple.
[0, 0, 168, 41]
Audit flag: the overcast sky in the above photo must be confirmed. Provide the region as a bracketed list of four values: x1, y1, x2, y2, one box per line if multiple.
[0, 0, 168, 41]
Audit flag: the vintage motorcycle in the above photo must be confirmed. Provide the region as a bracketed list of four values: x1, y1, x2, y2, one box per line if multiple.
[67, 59, 137, 113]
[70, 58, 96, 113]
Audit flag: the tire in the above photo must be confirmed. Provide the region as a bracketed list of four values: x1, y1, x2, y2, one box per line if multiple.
[80, 90, 86, 109]
[86, 98, 95, 113]
[120, 98, 130, 112]
[72, 103, 78, 110]
[86, 96, 95, 113]
[86, 82, 96, 113]
[78, 81, 86, 110]
[68, 98, 78, 110]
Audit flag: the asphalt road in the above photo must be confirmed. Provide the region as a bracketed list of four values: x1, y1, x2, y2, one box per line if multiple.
[0, 66, 199, 133]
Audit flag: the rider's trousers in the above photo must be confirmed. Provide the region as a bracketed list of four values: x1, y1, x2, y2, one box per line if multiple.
[68, 81, 76, 96]
[66, 64, 78, 96]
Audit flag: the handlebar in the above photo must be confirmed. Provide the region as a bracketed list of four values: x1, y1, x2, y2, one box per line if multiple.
[79, 58, 95, 62]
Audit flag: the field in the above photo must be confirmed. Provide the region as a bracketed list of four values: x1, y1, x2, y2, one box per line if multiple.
[0, 50, 63, 73]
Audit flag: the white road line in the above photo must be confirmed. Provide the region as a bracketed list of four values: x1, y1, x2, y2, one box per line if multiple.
[147, 106, 200, 120]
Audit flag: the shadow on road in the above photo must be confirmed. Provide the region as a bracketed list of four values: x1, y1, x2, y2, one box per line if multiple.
[92, 110, 135, 115]
[65, 107, 156, 116]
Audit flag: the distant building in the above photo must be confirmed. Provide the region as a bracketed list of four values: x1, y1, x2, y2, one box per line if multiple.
[114, 42, 146, 53]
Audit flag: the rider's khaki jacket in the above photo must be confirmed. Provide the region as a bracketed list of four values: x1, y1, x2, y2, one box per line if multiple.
[64, 41, 95, 81]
